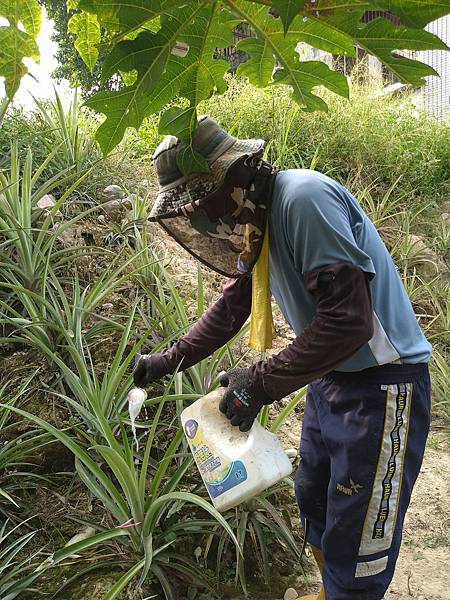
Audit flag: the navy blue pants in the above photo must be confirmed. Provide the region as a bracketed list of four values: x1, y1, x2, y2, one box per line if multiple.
[295, 364, 431, 600]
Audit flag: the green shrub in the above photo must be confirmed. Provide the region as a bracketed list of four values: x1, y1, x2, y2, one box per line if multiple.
[198, 76, 450, 204]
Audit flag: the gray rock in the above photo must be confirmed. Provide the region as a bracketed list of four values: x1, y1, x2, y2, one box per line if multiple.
[102, 199, 124, 221]
[103, 184, 126, 200]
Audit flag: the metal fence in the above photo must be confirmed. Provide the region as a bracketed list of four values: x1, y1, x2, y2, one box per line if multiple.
[419, 17, 450, 122]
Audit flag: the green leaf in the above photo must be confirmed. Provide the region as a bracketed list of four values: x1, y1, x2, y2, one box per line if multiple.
[371, 0, 450, 28]
[94, 445, 143, 522]
[230, 1, 349, 110]
[85, 3, 211, 154]
[0, 403, 130, 522]
[176, 144, 210, 176]
[237, 37, 274, 86]
[0, 0, 41, 98]
[103, 560, 145, 600]
[158, 106, 197, 140]
[77, 0, 164, 33]
[68, 11, 101, 73]
[272, 0, 304, 34]
[285, 15, 356, 56]
[158, 106, 210, 175]
[142, 491, 241, 556]
[0, 0, 42, 37]
[52, 530, 128, 562]
[77, 0, 450, 160]
[87, 2, 235, 155]
[0, 26, 38, 97]
[175, 4, 236, 106]
[324, 12, 448, 86]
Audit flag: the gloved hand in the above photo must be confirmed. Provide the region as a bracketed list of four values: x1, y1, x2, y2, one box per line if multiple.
[133, 353, 168, 387]
[219, 368, 272, 432]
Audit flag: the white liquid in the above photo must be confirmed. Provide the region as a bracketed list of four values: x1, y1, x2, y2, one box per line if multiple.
[127, 387, 147, 452]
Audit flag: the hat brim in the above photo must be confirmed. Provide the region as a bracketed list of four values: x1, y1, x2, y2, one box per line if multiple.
[149, 138, 265, 221]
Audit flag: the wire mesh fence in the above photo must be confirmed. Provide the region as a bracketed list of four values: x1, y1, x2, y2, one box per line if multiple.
[420, 17, 450, 122]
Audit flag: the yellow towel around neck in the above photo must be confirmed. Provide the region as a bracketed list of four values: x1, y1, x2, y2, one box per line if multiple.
[248, 224, 275, 352]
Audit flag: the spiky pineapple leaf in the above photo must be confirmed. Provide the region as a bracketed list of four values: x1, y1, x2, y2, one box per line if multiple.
[68, 11, 101, 72]
[0, 0, 41, 97]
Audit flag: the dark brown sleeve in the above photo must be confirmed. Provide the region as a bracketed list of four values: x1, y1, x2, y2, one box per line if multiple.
[152, 274, 252, 375]
[248, 262, 374, 401]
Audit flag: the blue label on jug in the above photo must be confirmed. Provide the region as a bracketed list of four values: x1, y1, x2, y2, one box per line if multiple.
[205, 460, 248, 498]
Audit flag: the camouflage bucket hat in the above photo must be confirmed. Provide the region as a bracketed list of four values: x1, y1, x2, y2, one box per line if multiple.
[149, 115, 266, 220]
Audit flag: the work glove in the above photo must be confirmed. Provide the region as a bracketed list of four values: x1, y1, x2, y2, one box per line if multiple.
[133, 353, 168, 387]
[219, 368, 272, 432]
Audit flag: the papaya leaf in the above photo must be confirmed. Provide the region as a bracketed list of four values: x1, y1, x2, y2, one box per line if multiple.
[86, 2, 235, 155]
[272, 0, 304, 34]
[158, 106, 197, 141]
[77, 0, 177, 36]
[0, 0, 42, 37]
[84, 2, 210, 154]
[136, 2, 235, 110]
[100, 28, 170, 86]
[68, 11, 101, 73]
[323, 12, 449, 86]
[84, 86, 149, 155]
[368, 0, 450, 28]
[77, 0, 450, 165]
[159, 106, 210, 175]
[0, 0, 41, 98]
[176, 4, 236, 106]
[0, 27, 39, 98]
[229, 1, 349, 109]
[237, 37, 274, 86]
[175, 143, 210, 176]
[306, 0, 450, 28]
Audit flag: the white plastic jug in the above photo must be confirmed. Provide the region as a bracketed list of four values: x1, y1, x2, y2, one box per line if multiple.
[181, 388, 293, 512]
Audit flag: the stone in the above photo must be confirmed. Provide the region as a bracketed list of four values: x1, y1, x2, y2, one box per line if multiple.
[37, 194, 56, 210]
[101, 199, 124, 221]
[284, 588, 299, 600]
[103, 184, 125, 200]
[36, 194, 62, 219]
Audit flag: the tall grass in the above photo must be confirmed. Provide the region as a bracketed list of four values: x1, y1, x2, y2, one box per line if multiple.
[201, 76, 450, 203]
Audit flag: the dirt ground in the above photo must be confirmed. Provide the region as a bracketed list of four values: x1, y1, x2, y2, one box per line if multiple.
[289, 437, 450, 600]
